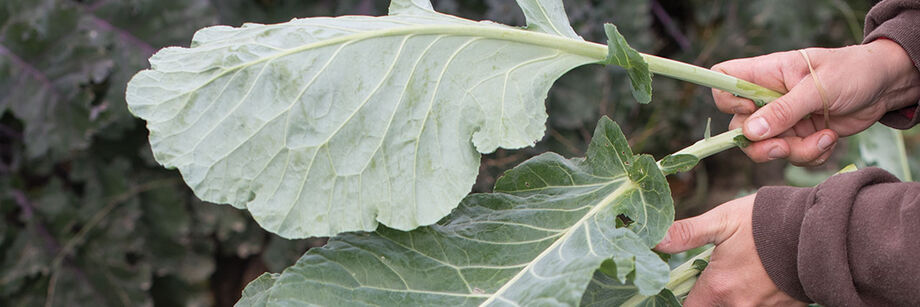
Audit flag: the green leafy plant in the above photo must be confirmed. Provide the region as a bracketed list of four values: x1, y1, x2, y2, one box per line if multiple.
[126, 0, 778, 239]
[125, 0, 784, 305]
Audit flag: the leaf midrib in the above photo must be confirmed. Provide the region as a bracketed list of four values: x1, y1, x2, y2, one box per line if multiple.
[137, 23, 609, 109]
[480, 179, 638, 305]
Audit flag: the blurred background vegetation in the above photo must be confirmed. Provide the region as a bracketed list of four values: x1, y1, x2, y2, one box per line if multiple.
[2, 0, 915, 306]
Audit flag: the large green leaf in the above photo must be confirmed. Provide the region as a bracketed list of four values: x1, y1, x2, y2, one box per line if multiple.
[515, 0, 582, 39]
[125, 0, 606, 238]
[236, 117, 672, 306]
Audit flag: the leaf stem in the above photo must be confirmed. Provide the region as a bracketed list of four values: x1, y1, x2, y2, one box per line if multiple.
[640, 54, 781, 106]
[657, 128, 745, 170]
[255, 25, 782, 106]
[620, 247, 714, 306]
[671, 128, 744, 159]
[664, 247, 713, 297]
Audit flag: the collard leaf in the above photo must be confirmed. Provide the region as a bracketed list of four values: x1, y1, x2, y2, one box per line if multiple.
[514, 0, 582, 39]
[126, 0, 599, 238]
[603, 23, 652, 104]
[582, 248, 712, 307]
[580, 260, 683, 307]
[236, 273, 280, 307]
[388, 0, 436, 15]
[236, 117, 673, 306]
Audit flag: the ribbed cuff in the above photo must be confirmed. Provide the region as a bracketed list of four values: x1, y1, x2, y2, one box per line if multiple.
[865, 10, 920, 129]
[752, 186, 815, 302]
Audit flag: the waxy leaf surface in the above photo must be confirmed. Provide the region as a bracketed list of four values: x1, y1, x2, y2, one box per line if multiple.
[603, 24, 652, 104]
[237, 117, 673, 306]
[126, 0, 598, 238]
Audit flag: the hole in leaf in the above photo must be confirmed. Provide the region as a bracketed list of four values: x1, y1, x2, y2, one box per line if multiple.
[615, 214, 634, 228]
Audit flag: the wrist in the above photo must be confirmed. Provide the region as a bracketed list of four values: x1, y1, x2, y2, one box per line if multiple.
[753, 187, 814, 302]
[868, 38, 920, 112]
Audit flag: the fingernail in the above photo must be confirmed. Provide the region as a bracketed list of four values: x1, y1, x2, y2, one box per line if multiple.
[768, 146, 787, 160]
[660, 231, 671, 246]
[746, 117, 769, 138]
[732, 106, 746, 114]
[818, 134, 834, 151]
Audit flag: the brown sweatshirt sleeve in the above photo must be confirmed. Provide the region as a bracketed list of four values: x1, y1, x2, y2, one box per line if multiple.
[752, 167, 920, 306]
[863, 0, 920, 129]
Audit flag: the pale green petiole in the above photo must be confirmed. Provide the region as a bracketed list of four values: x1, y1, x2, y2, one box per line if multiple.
[668, 128, 745, 163]
[641, 54, 782, 107]
[621, 247, 715, 306]
[656, 128, 747, 174]
[663, 247, 714, 298]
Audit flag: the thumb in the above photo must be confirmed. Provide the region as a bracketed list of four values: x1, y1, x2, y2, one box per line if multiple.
[743, 78, 822, 141]
[654, 207, 732, 254]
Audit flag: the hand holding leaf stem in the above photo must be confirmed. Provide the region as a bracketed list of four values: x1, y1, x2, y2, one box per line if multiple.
[654, 194, 806, 306]
[711, 38, 920, 165]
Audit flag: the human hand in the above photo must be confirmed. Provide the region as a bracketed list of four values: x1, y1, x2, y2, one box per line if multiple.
[712, 39, 920, 165]
[654, 194, 807, 306]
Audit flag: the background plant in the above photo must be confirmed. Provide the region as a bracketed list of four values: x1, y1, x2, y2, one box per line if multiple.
[1, 0, 906, 306]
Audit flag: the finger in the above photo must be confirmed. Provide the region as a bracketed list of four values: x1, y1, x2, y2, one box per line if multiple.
[739, 138, 791, 163]
[712, 88, 757, 115]
[728, 113, 749, 130]
[785, 129, 838, 166]
[710, 52, 794, 93]
[654, 208, 732, 253]
[731, 115, 796, 162]
[743, 77, 822, 141]
[710, 62, 766, 115]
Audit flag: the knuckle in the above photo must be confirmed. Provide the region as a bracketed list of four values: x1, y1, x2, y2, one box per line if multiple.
[767, 99, 796, 126]
[714, 209, 735, 243]
[671, 220, 697, 244]
[703, 279, 732, 299]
